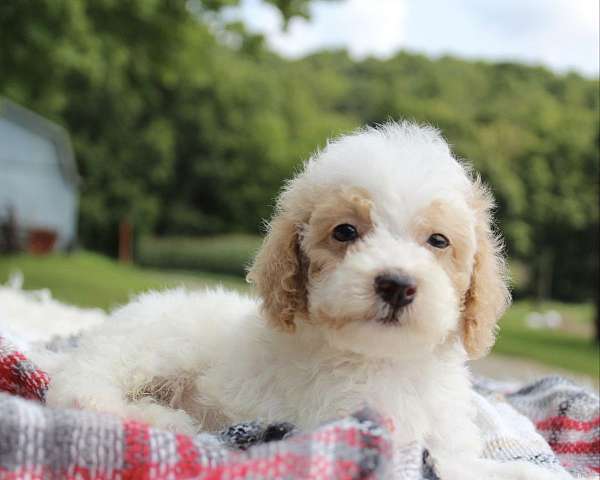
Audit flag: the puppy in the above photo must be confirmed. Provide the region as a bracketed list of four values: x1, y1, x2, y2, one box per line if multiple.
[41, 122, 564, 479]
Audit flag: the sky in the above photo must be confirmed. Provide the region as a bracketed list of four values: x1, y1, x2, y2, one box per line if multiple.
[225, 0, 599, 77]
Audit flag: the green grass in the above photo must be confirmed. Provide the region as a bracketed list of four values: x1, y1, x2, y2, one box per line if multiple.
[493, 300, 599, 377]
[1, 251, 597, 377]
[137, 234, 262, 276]
[0, 251, 248, 311]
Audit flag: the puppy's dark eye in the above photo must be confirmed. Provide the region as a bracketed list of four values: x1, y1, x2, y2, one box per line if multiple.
[427, 233, 450, 249]
[332, 224, 358, 242]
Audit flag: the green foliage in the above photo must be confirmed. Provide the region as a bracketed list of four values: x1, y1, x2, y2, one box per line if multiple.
[0, 1, 597, 303]
[0, 252, 248, 310]
[137, 234, 261, 276]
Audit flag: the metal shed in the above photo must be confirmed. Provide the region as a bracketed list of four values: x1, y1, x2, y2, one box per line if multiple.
[0, 98, 78, 251]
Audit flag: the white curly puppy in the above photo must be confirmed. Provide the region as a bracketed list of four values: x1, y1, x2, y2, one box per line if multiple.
[42, 123, 563, 479]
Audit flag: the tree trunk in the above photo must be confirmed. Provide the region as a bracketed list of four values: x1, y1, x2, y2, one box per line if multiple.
[536, 249, 554, 304]
[594, 284, 600, 344]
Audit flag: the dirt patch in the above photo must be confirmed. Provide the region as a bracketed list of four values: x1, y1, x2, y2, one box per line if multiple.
[470, 354, 599, 391]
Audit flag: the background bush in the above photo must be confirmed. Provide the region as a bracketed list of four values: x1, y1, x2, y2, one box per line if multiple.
[0, 0, 597, 306]
[137, 235, 262, 277]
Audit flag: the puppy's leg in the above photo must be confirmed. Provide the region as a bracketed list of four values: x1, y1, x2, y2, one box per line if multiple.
[40, 289, 228, 430]
[43, 314, 206, 431]
[46, 365, 198, 433]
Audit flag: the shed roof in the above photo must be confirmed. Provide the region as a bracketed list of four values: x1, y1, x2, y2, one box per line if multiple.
[0, 97, 79, 186]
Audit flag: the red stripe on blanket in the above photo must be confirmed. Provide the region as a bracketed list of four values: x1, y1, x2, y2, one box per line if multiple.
[536, 416, 600, 432]
[0, 345, 49, 401]
[549, 439, 600, 455]
[198, 452, 302, 479]
[309, 426, 363, 447]
[122, 420, 154, 479]
[173, 433, 203, 478]
[195, 452, 368, 480]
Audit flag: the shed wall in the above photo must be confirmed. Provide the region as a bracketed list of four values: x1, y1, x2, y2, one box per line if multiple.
[0, 118, 77, 249]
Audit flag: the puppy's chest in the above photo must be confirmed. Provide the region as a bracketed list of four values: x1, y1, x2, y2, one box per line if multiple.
[202, 355, 434, 438]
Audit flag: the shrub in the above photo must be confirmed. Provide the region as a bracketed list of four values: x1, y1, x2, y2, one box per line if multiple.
[137, 235, 262, 277]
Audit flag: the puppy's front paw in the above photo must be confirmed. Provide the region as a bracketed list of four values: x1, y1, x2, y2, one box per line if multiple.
[436, 458, 569, 480]
[46, 383, 129, 417]
[483, 460, 570, 480]
[124, 403, 198, 435]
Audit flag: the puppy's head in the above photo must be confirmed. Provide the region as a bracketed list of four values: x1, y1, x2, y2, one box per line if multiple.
[247, 122, 510, 359]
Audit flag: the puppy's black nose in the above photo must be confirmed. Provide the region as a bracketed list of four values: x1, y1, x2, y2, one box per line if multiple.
[374, 273, 417, 308]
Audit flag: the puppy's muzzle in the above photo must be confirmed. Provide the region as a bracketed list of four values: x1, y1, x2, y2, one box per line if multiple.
[374, 273, 417, 308]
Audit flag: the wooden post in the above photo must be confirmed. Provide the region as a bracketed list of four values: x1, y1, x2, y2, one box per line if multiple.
[118, 219, 132, 263]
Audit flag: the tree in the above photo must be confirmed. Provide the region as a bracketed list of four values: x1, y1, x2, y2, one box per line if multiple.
[1, 0, 597, 317]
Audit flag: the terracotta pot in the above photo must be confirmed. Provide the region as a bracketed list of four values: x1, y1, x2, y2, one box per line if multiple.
[28, 229, 57, 255]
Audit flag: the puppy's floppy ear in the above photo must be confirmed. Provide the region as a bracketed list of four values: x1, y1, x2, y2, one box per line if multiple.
[247, 209, 308, 331]
[461, 178, 511, 359]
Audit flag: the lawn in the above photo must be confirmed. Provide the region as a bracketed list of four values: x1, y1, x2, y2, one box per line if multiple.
[0, 251, 248, 311]
[1, 251, 597, 377]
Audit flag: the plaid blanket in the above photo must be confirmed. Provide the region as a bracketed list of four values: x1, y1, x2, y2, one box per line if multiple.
[473, 378, 599, 479]
[0, 336, 598, 479]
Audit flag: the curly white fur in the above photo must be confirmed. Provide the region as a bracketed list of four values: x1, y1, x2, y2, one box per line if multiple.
[0, 273, 106, 349]
[37, 122, 567, 480]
